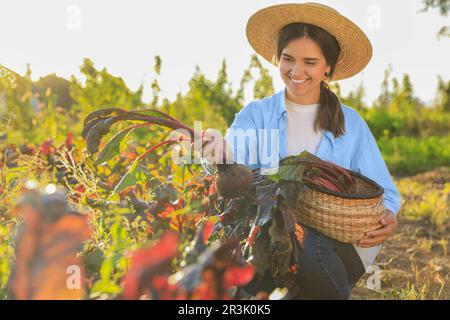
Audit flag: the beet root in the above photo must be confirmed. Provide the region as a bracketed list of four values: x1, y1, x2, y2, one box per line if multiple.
[215, 164, 253, 198]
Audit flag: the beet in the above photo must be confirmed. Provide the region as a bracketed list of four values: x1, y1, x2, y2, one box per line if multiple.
[215, 164, 253, 198]
[82, 107, 254, 198]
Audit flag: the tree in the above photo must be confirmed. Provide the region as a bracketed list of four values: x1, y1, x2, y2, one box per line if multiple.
[150, 55, 162, 108]
[374, 65, 393, 109]
[332, 81, 367, 115]
[34, 74, 74, 110]
[163, 59, 252, 131]
[248, 55, 274, 100]
[164, 65, 230, 131]
[70, 58, 143, 116]
[436, 76, 450, 112]
[421, 0, 450, 38]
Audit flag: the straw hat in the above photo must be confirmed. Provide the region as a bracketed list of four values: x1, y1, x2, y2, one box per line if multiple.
[246, 2, 372, 80]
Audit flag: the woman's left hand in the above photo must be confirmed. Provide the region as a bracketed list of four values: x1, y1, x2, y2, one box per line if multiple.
[357, 210, 398, 248]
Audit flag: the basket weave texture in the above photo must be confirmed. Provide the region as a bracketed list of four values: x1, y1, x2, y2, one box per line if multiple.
[294, 170, 385, 243]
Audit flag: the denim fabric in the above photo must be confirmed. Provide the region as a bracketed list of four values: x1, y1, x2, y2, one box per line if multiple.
[243, 225, 366, 300]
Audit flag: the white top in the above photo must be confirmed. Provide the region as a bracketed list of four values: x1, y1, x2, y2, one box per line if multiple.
[285, 98, 373, 271]
[285, 99, 322, 156]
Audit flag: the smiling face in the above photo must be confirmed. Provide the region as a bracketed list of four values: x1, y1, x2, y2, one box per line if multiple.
[279, 37, 330, 105]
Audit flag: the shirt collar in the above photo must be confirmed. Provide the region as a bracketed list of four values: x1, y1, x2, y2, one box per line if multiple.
[276, 87, 336, 148]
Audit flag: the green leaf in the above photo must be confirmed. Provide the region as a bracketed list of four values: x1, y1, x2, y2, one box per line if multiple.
[113, 158, 148, 194]
[297, 150, 321, 161]
[278, 165, 298, 181]
[280, 151, 321, 165]
[90, 279, 122, 296]
[5, 168, 25, 185]
[85, 120, 107, 154]
[85, 248, 104, 275]
[83, 108, 123, 127]
[96, 126, 136, 165]
[85, 115, 133, 155]
[266, 164, 305, 183]
[82, 108, 126, 140]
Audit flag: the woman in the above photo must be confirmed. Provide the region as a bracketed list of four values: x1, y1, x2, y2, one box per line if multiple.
[203, 3, 401, 299]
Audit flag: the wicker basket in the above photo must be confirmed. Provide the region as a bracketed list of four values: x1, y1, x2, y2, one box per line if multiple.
[294, 170, 385, 243]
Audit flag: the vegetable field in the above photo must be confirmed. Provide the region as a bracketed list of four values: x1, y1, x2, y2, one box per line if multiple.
[0, 56, 449, 300]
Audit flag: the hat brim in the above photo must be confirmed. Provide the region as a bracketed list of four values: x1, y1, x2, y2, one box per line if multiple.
[246, 3, 372, 81]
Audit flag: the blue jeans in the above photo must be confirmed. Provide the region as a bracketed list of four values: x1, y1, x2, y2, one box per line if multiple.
[243, 225, 366, 300]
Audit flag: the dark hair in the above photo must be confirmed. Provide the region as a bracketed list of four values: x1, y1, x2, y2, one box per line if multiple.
[276, 23, 345, 138]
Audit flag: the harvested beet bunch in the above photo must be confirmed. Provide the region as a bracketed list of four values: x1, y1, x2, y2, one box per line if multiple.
[214, 150, 358, 199]
[274, 151, 357, 195]
[212, 150, 385, 294]
[212, 168, 305, 294]
[212, 152, 358, 200]
[81, 107, 253, 194]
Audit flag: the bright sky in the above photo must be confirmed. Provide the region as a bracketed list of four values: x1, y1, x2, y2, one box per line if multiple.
[1, 0, 449, 106]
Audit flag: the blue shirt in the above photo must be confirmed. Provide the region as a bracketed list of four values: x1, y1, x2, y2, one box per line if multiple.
[225, 88, 401, 216]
